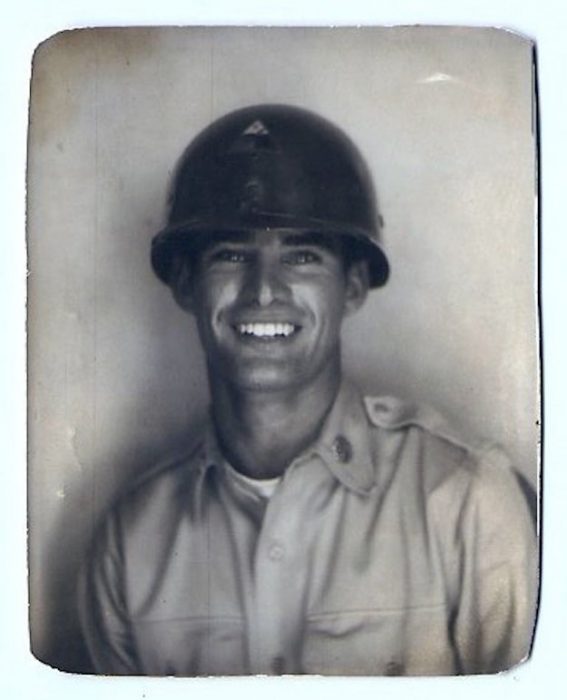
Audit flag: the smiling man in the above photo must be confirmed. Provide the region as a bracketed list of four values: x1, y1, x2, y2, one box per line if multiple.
[79, 105, 536, 676]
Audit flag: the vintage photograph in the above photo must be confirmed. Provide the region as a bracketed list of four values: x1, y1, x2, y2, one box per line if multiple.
[27, 26, 539, 676]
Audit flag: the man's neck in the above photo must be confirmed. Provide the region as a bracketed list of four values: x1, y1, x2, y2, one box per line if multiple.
[209, 364, 341, 480]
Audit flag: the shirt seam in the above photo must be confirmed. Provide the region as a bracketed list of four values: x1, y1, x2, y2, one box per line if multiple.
[306, 603, 450, 621]
[129, 614, 245, 625]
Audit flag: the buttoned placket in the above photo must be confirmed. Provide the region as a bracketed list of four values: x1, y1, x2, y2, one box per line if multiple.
[244, 455, 321, 675]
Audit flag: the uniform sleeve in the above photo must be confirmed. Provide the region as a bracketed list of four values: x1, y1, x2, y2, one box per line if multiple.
[77, 509, 141, 675]
[451, 447, 538, 674]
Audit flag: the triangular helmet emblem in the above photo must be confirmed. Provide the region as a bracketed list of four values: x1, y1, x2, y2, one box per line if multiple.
[243, 120, 270, 136]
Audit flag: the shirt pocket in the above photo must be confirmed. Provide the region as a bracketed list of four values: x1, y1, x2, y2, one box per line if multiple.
[133, 615, 246, 675]
[302, 605, 455, 676]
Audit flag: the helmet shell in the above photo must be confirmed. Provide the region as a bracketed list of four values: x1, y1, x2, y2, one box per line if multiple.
[151, 104, 389, 287]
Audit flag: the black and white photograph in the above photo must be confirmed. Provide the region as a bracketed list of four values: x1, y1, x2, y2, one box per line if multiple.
[27, 26, 539, 677]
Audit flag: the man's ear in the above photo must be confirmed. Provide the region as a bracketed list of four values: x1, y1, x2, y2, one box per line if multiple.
[170, 256, 196, 314]
[344, 260, 370, 317]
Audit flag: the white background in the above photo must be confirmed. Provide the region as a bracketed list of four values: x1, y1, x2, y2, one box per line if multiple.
[2, 1, 566, 699]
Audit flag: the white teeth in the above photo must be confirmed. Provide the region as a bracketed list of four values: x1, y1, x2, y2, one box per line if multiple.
[237, 322, 296, 338]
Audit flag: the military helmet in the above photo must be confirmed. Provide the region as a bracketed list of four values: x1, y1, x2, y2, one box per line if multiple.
[151, 104, 389, 287]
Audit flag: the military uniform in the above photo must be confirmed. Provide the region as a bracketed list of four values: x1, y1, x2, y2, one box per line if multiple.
[79, 381, 536, 676]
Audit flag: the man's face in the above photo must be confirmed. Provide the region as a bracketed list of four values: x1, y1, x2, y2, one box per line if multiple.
[175, 230, 368, 392]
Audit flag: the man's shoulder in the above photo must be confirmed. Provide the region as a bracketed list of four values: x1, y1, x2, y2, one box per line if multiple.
[112, 439, 208, 524]
[133, 441, 206, 489]
[360, 392, 513, 495]
[362, 394, 481, 450]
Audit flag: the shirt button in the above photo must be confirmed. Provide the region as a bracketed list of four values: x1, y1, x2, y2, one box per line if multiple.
[332, 435, 352, 463]
[268, 542, 285, 561]
[271, 655, 286, 674]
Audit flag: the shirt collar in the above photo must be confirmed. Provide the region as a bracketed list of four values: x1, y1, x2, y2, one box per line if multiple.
[308, 380, 376, 494]
[198, 379, 376, 496]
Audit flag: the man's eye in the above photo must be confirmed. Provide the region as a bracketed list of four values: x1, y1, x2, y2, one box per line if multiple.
[283, 250, 322, 265]
[211, 249, 250, 263]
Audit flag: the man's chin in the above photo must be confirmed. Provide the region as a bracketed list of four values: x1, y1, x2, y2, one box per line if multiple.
[232, 375, 298, 394]
[225, 362, 301, 393]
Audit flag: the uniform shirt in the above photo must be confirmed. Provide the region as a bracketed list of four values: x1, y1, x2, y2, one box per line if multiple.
[78, 381, 537, 676]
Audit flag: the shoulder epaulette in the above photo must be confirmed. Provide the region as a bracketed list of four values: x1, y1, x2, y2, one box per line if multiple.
[363, 395, 485, 454]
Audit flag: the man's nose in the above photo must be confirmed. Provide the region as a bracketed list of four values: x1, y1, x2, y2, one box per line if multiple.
[244, 257, 289, 307]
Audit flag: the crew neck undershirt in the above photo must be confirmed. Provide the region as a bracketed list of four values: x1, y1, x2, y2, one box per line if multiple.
[223, 461, 282, 500]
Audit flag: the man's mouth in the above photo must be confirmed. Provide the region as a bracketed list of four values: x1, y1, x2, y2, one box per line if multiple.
[234, 322, 299, 339]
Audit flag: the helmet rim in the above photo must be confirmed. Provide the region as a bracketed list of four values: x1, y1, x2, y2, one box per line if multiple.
[151, 215, 390, 288]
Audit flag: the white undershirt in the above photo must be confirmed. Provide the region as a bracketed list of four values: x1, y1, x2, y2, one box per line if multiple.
[223, 461, 282, 500]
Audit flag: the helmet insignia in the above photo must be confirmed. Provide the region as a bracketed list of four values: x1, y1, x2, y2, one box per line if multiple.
[242, 120, 270, 136]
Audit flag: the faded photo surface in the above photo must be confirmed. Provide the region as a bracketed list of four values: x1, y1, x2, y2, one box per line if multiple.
[27, 27, 539, 676]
